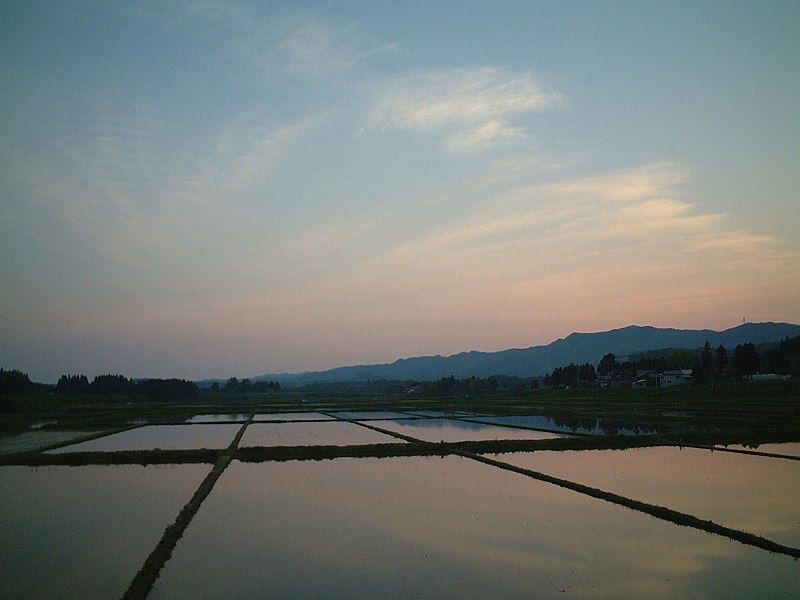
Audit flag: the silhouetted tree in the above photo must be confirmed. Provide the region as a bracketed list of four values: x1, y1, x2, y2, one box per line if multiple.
[0, 368, 34, 394]
[691, 356, 705, 384]
[714, 345, 728, 374]
[90, 374, 130, 395]
[732, 343, 759, 376]
[56, 374, 90, 394]
[598, 353, 617, 376]
[135, 378, 199, 402]
[761, 335, 800, 375]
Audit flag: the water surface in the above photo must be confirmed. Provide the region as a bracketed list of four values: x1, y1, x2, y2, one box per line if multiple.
[332, 411, 415, 420]
[375, 418, 566, 442]
[151, 456, 800, 599]
[471, 415, 662, 435]
[239, 422, 405, 447]
[0, 464, 209, 599]
[493, 446, 800, 547]
[714, 442, 800, 458]
[48, 424, 242, 452]
[252, 412, 331, 421]
[185, 413, 251, 423]
[0, 430, 95, 455]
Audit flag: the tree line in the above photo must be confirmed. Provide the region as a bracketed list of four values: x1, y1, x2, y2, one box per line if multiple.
[0, 368, 35, 395]
[55, 373, 199, 402]
[208, 378, 281, 393]
[542, 334, 800, 388]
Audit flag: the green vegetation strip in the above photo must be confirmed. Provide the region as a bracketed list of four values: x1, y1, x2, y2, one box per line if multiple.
[122, 414, 254, 600]
[460, 451, 800, 560]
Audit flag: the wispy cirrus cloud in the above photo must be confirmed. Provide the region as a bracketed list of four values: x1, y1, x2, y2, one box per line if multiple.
[369, 66, 562, 153]
[283, 162, 798, 347]
[281, 15, 397, 77]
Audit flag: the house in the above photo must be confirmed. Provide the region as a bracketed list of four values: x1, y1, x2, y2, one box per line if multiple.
[749, 373, 790, 382]
[633, 370, 660, 388]
[659, 370, 693, 387]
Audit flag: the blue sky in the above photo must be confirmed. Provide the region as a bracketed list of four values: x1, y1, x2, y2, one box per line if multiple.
[1, 1, 798, 381]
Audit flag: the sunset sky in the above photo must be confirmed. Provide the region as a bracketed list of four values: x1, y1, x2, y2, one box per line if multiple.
[2, 2, 799, 382]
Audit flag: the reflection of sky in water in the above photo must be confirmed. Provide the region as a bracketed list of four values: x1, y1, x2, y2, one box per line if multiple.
[151, 456, 800, 599]
[471, 415, 663, 436]
[48, 425, 242, 452]
[240, 422, 404, 447]
[372, 418, 565, 442]
[185, 414, 251, 423]
[0, 430, 93, 455]
[333, 411, 414, 420]
[28, 419, 58, 429]
[714, 443, 800, 458]
[496, 447, 800, 548]
[252, 412, 332, 421]
[0, 464, 209, 599]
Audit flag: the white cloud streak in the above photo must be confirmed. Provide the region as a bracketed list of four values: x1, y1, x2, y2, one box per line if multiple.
[369, 66, 561, 153]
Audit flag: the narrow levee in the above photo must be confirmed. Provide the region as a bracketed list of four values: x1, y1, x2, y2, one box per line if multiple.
[338, 413, 800, 560]
[122, 414, 254, 600]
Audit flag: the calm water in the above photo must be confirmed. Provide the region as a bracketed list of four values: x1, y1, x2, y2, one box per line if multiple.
[374, 418, 566, 442]
[185, 413, 251, 423]
[252, 412, 332, 421]
[406, 410, 489, 418]
[0, 464, 209, 599]
[714, 442, 800, 458]
[0, 430, 94, 455]
[151, 456, 800, 599]
[471, 415, 663, 436]
[332, 411, 415, 420]
[48, 424, 242, 452]
[239, 422, 406, 447]
[493, 446, 800, 547]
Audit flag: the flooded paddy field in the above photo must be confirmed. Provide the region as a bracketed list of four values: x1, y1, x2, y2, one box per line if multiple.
[151, 456, 799, 599]
[48, 424, 243, 453]
[373, 417, 567, 442]
[0, 430, 97, 455]
[469, 414, 663, 436]
[489, 446, 800, 548]
[184, 413, 251, 423]
[240, 421, 405, 447]
[251, 411, 332, 421]
[0, 464, 209, 599]
[331, 410, 417, 420]
[1, 408, 798, 599]
[713, 442, 800, 458]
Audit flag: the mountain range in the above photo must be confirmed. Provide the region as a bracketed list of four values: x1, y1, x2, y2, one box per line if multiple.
[227, 322, 800, 386]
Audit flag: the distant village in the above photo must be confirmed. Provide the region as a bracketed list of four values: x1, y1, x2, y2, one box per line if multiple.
[544, 335, 799, 390]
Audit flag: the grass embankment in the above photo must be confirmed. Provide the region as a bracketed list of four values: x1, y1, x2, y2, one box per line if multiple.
[122, 414, 253, 600]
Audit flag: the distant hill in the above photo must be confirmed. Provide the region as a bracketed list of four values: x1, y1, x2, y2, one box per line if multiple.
[226, 322, 800, 386]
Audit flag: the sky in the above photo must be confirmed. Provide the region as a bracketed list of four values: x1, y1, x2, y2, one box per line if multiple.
[1, 1, 799, 382]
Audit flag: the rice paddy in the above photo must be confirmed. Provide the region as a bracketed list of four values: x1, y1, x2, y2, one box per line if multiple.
[1, 406, 798, 599]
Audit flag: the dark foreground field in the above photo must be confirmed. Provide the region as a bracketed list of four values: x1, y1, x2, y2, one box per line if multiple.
[2, 383, 799, 599]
